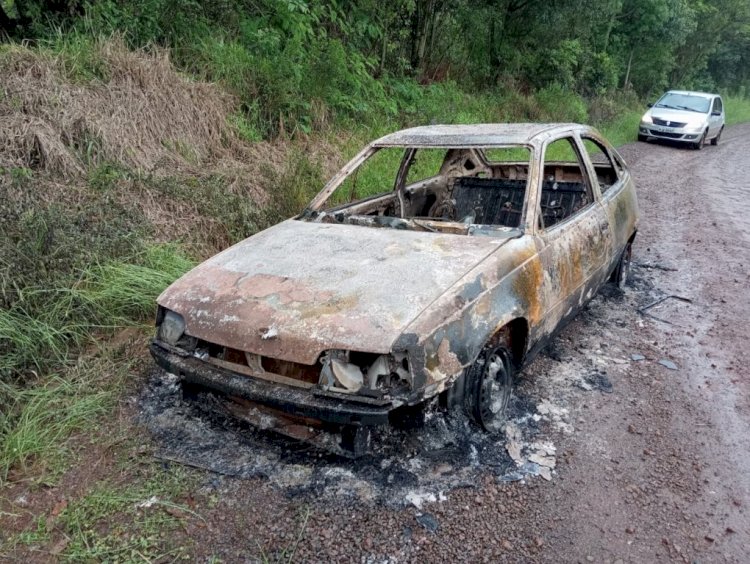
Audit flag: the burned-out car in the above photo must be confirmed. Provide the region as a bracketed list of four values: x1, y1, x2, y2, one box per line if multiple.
[150, 124, 638, 456]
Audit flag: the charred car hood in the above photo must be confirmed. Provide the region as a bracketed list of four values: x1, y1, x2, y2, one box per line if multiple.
[158, 220, 516, 364]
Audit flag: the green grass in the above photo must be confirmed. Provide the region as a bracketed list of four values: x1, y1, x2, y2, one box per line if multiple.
[2, 461, 200, 561]
[0, 244, 193, 380]
[598, 108, 643, 147]
[54, 470, 198, 561]
[63, 244, 195, 324]
[0, 244, 193, 482]
[724, 95, 750, 125]
[0, 352, 130, 483]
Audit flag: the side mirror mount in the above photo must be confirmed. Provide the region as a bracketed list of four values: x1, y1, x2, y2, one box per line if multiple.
[647, 102, 654, 108]
[711, 110, 722, 116]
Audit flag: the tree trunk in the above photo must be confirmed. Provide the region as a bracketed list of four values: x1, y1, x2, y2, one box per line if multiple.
[601, 0, 619, 53]
[410, 2, 422, 70]
[489, 13, 495, 78]
[623, 48, 633, 90]
[379, 24, 388, 78]
[416, 0, 435, 70]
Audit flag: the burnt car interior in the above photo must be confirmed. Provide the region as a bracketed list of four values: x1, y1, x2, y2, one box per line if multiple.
[538, 136, 601, 228]
[304, 147, 533, 233]
[303, 135, 619, 234]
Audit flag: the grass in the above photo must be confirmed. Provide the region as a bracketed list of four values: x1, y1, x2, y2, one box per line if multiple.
[724, 95, 750, 125]
[0, 244, 193, 381]
[598, 108, 643, 147]
[54, 469, 198, 561]
[0, 242, 193, 483]
[2, 459, 200, 561]
[0, 348, 139, 484]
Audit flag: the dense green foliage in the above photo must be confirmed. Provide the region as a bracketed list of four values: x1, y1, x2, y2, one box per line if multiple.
[2, 0, 749, 137]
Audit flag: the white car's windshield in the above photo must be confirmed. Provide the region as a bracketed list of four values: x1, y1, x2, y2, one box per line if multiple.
[655, 93, 711, 113]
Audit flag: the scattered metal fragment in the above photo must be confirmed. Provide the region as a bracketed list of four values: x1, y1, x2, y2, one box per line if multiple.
[631, 354, 646, 361]
[634, 261, 678, 272]
[658, 359, 678, 370]
[637, 295, 693, 325]
[416, 512, 440, 533]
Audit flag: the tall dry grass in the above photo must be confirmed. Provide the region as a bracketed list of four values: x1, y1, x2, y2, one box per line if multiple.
[0, 37, 234, 177]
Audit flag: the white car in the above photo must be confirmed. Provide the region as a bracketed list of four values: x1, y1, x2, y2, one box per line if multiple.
[638, 90, 725, 149]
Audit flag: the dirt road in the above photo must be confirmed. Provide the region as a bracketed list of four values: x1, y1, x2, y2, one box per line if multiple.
[134, 124, 750, 563]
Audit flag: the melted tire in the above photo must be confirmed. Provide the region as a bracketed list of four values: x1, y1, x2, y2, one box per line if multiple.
[610, 242, 632, 289]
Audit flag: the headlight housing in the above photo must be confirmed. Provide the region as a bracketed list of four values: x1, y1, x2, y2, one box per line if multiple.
[319, 350, 411, 397]
[640, 114, 653, 124]
[684, 121, 706, 132]
[158, 310, 186, 345]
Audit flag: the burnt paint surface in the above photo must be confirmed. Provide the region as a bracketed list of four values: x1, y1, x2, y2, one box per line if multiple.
[158, 220, 511, 365]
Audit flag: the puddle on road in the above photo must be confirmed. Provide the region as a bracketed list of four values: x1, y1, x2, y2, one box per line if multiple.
[138, 278, 657, 508]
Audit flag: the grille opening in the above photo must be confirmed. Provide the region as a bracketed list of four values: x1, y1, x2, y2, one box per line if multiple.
[261, 357, 320, 383]
[193, 338, 321, 384]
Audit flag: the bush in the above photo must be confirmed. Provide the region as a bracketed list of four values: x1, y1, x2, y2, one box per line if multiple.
[535, 84, 588, 123]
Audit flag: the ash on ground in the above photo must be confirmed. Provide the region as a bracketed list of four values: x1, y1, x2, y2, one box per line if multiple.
[138, 369, 549, 507]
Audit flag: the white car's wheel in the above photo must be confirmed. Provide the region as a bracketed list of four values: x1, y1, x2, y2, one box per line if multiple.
[693, 130, 707, 150]
[711, 126, 723, 146]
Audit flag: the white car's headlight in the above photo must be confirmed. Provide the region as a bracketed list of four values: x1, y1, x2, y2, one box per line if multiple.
[159, 310, 186, 345]
[641, 114, 653, 124]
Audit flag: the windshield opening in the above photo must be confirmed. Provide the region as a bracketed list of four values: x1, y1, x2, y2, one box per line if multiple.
[301, 145, 532, 235]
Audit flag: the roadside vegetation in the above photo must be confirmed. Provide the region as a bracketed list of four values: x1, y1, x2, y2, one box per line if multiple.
[2, 0, 750, 559]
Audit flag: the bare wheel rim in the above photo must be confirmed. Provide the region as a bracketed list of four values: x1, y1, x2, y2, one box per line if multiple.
[476, 349, 512, 432]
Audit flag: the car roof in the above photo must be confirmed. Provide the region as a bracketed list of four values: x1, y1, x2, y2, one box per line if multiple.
[664, 90, 718, 99]
[372, 123, 587, 147]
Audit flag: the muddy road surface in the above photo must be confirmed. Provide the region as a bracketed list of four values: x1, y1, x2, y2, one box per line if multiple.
[142, 125, 750, 563]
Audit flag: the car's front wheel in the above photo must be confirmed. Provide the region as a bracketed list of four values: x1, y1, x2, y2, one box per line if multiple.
[637, 133, 647, 142]
[465, 343, 514, 433]
[693, 129, 707, 150]
[711, 126, 723, 146]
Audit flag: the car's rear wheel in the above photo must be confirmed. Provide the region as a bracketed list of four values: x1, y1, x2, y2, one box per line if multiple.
[465, 344, 513, 433]
[711, 126, 723, 146]
[609, 242, 632, 289]
[693, 129, 707, 150]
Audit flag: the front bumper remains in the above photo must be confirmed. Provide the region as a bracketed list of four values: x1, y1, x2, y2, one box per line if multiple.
[149, 340, 394, 428]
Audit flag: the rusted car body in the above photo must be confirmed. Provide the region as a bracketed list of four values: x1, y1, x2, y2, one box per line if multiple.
[150, 123, 639, 456]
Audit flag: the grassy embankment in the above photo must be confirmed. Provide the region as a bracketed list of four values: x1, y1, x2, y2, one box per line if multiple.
[2, 36, 750, 560]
